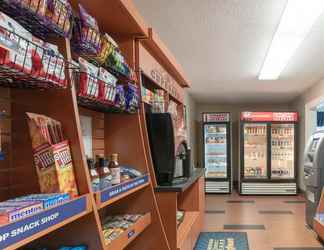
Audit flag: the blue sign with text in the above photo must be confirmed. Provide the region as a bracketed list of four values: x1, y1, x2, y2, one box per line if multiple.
[0, 196, 87, 249]
[100, 175, 149, 203]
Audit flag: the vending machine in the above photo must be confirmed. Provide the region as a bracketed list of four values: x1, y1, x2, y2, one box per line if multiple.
[239, 112, 298, 195]
[203, 112, 232, 193]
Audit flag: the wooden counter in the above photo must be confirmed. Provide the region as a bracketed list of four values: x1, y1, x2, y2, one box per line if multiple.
[154, 170, 205, 250]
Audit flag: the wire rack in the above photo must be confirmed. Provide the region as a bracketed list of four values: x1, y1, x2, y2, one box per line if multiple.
[0, 0, 73, 39]
[74, 71, 139, 114]
[0, 25, 70, 89]
[71, 23, 136, 84]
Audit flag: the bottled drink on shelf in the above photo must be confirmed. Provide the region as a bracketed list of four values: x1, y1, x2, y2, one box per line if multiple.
[109, 153, 121, 185]
[97, 154, 112, 189]
[87, 158, 100, 192]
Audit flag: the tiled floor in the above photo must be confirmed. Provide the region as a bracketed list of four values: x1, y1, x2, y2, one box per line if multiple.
[203, 192, 324, 250]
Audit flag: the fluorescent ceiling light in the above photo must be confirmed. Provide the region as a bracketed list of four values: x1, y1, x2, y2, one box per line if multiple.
[259, 0, 324, 80]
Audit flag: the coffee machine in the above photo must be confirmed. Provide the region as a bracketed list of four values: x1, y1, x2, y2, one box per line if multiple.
[304, 130, 324, 228]
[146, 113, 192, 186]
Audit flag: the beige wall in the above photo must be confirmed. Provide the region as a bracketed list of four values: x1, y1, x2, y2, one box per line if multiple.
[293, 78, 324, 191]
[195, 103, 295, 183]
[184, 92, 197, 167]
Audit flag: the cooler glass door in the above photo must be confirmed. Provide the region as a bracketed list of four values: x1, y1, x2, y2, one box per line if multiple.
[204, 124, 227, 178]
[271, 124, 295, 179]
[243, 123, 268, 178]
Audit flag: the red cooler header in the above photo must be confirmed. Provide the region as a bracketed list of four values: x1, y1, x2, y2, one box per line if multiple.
[241, 112, 298, 122]
[203, 113, 230, 122]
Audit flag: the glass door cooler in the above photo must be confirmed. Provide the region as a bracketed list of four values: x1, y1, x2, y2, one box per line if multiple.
[203, 113, 232, 193]
[239, 112, 298, 195]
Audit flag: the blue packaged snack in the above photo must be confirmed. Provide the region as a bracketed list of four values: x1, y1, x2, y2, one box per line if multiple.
[9, 193, 70, 210]
[58, 245, 88, 250]
[120, 166, 143, 179]
[114, 85, 126, 110]
[125, 83, 139, 113]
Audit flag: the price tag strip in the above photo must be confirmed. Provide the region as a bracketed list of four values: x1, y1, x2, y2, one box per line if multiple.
[100, 175, 149, 204]
[0, 196, 88, 249]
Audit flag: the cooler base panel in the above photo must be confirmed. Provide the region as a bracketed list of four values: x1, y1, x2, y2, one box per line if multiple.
[241, 182, 297, 195]
[205, 181, 230, 193]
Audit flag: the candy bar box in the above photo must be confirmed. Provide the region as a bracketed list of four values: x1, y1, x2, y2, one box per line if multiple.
[27, 113, 78, 198]
[0, 201, 43, 225]
[9, 193, 70, 210]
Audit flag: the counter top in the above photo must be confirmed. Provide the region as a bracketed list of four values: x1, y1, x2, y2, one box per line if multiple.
[154, 168, 204, 193]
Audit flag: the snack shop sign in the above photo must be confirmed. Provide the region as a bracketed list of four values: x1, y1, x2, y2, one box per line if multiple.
[0, 196, 87, 249]
[139, 43, 184, 103]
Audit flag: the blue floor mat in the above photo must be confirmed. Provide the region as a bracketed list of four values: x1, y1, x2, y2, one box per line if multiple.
[194, 232, 249, 250]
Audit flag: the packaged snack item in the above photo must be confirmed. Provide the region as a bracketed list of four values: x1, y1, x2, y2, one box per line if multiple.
[46, 0, 72, 35]
[26, 113, 78, 198]
[58, 246, 88, 250]
[0, 12, 34, 74]
[7, 0, 47, 17]
[33, 40, 67, 87]
[98, 67, 117, 104]
[95, 34, 114, 65]
[78, 57, 99, 99]
[43, 42, 66, 85]
[76, 4, 101, 55]
[0, 201, 43, 224]
[125, 83, 139, 113]
[141, 87, 154, 105]
[10, 193, 70, 209]
[120, 166, 143, 179]
[114, 85, 126, 110]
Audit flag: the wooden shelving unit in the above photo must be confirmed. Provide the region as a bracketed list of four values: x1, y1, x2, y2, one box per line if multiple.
[314, 188, 324, 241]
[0, 0, 201, 249]
[136, 27, 205, 250]
[95, 175, 150, 209]
[104, 212, 151, 250]
[0, 0, 181, 249]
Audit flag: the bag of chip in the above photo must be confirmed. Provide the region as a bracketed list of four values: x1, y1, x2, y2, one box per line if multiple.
[98, 67, 117, 104]
[78, 57, 99, 99]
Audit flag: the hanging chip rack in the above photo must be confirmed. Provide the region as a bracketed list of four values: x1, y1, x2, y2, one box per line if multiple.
[0, 0, 73, 39]
[0, 25, 70, 89]
[71, 22, 137, 84]
[73, 70, 140, 114]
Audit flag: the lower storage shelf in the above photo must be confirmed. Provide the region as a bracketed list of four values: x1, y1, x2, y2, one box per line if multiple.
[0, 194, 91, 250]
[104, 212, 151, 250]
[177, 211, 200, 250]
[314, 217, 324, 240]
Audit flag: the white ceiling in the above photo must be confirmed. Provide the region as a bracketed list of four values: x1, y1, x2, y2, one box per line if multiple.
[133, 0, 324, 104]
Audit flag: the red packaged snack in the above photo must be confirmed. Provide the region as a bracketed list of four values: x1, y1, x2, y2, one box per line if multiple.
[38, 42, 67, 87]
[98, 67, 117, 104]
[0, 12, 34, 75]
[78, 57, 99, 99]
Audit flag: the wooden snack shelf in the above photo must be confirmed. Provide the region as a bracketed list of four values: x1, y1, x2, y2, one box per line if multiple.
[95, 174, 150, 209]
[104, 212, 151, 250]
[0, 194, 92, 250]
[177, 211, 199, 249]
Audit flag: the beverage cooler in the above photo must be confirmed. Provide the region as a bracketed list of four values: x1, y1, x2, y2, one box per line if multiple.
[239, 112, 298, 195]
[203, 113, 232, 193]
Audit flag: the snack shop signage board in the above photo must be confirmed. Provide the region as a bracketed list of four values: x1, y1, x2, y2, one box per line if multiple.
[138, 43, 184, 103]
[241, 112, 298, 122]
[203, 113, 230, 122]
[0, 196, 87, 249]
[100, 175, 149, 203]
